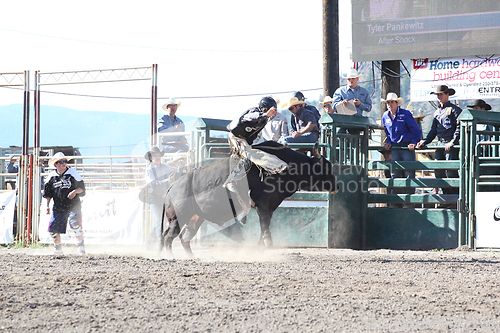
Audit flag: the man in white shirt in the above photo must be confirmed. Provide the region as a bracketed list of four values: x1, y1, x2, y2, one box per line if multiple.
[253, 111, 289, 144]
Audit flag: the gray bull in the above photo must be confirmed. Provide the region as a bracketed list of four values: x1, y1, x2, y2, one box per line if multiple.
[163, 141, 337, 256]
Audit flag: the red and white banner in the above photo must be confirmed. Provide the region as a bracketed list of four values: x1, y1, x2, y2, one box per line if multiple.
[410, 56, 500, 102]
[39, 190, 146, 245]
[0, 191, 16, 244]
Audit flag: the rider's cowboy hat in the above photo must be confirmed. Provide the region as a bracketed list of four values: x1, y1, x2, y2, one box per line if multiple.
[466, 99, 491, 110]
[144, 147, 164, 161]
[286, 97, 306, 110]
[162, 97, 181, 111]
[430, 85, 455, 96]
[381, 92, 404, 106]
[49, 152, 72, 168]
[343, 68, 362, 79]
[320, 96, 334, 106]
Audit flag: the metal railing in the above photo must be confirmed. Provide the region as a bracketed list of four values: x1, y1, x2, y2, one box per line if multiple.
[366, 144, 460, 207]
[39, 155, 147, 190]
[156, 131, 194, 166]
[0, 156, 18, 191]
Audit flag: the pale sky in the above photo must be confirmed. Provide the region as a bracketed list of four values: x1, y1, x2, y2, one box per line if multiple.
[0, 0, 352, 120]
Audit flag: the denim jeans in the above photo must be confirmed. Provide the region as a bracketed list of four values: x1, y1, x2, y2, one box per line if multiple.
[434, 147, 459, 194]
[162, 143, 189, 153]
[282, 132, 318, 144]
[391, 148, 416, 195]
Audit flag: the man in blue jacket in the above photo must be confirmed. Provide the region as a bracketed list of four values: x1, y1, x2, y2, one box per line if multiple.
[382, 93, 422, 207]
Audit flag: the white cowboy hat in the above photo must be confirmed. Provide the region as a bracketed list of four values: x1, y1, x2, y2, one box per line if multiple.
[49, 152, 72, 168]
[343, 68, 362, 79]
[161, 97, 181, 111]
[286, 97, 306, 110]
[381, 92, 404, 106]
[320, 96, 334, 106]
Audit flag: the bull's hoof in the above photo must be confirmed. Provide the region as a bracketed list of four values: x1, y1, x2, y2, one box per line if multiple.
[263, 237, 273, 248]
[164, 247, 174, 259]
[258, 235, 273, 248]
[181, 242, 195, 259]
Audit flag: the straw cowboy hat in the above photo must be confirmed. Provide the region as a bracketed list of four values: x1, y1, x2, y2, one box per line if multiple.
[430, 85, 455, 96]
[162, 97, 181, 111]
[320, 96, 334, 106]
[343, 68, 362, 79]
[381, 92, 404, 106]
[49, 152, 72, 168]
[144, 147, 164, 161]
[466, 99, 492, 110]
[286, 97, 306, 110]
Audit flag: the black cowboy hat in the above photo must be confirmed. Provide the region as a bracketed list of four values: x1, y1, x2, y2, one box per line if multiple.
[466, 99, 492, 110]
[144, 147, 164, 161]
[430, 85, 455, 96]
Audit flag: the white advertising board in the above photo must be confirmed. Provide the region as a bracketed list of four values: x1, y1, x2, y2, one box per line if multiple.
[475, 192, 500, 249]
[0, 191, 16, 244]
[39, 190, 145, 245]
[410, 56, 500, 102]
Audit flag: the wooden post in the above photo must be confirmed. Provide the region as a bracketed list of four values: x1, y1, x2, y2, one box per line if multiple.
[380, 60, 401, 145]
[380, 60, 400, 116]
[380, 60, 401, 195]
[323, 0, 339, 99]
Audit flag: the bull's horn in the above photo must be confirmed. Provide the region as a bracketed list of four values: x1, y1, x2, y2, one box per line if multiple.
[313, 142, 321, 159]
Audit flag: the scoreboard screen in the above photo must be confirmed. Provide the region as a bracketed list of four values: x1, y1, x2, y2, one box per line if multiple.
[352, 0, 500, 62]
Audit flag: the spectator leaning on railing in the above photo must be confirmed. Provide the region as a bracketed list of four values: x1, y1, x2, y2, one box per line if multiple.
[332, 68, 373, 135]
[158, 97, 189, 154]
[467, 99, 493, 142]
[382, 93, 422, 208]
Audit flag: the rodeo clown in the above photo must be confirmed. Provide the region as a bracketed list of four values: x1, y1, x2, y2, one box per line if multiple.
[44, 152, 86, 255]
[225, 96, 288, 213]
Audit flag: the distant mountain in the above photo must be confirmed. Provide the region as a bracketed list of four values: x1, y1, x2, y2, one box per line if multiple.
[0, 104, 198, 157]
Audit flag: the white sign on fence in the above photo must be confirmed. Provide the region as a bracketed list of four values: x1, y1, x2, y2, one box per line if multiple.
[39, 190, 145, 245]
[0, 191, 16, 244]
[410, 56, 500, 102]
[475, 192, 500, 249]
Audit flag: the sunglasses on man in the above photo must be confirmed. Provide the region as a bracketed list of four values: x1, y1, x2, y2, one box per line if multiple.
[57, 160, 68, 164]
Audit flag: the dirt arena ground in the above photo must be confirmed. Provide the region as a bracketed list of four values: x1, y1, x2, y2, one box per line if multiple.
[1, 243, 500, 332]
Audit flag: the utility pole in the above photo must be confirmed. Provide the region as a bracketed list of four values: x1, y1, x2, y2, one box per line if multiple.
[380, 60, 401, 166]
[323, 0, 339, 99]
[380, 60, 400, 118]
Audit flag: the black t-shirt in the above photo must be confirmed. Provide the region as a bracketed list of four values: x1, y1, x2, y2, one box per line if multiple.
[43, 167, 86, 212]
